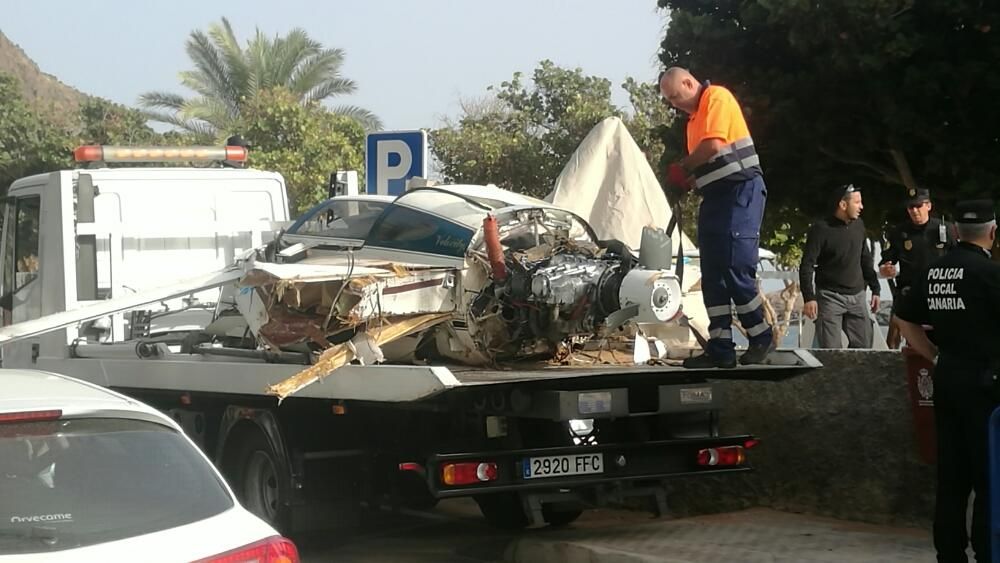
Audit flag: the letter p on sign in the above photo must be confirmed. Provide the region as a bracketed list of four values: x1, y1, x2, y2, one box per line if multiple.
[365, 130, 428, 196]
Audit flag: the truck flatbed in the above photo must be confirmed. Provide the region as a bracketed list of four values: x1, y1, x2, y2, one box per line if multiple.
[447, 349, 820, 385]
[31, 349, 819, 404]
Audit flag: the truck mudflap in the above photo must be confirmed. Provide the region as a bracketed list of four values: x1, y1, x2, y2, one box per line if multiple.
[422, 434, 756, 498]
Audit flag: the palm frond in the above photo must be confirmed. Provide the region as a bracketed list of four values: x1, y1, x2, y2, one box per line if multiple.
[330, 104, 383, 132]
[181, 97, 235, 131]
[245, 28, 273, 94]
[303, 78, 356, 104]
[140, 109, 218, 138]
[271, 28, 322, 91]
[290, 50, 351, 99]
[178, 70, 227, 101]
[138, 91, 187, 111]
[184, 29, 238, 114]
[209, 17, 251, 105]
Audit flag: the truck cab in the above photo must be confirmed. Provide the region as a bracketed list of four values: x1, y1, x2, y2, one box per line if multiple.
[0, 145, 290, 367]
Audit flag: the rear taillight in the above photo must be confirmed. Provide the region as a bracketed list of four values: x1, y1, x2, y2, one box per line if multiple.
[441, 462, 498, 486]
[193, 536, 299, 563]
[696, 445, 746, 467]
[0, 410, 62, 423]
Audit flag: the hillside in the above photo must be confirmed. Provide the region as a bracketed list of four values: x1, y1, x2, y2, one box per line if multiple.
[0, 30, 89, 123]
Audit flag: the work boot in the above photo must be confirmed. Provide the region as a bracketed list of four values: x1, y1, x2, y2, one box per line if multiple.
[739, 341, 776, 365]
[682, 353, 737, 369]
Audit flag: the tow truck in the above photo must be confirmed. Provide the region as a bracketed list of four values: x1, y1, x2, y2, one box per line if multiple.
[0, 143, 820, 532]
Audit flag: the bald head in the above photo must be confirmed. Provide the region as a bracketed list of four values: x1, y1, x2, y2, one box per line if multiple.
[659, 67, 702, 114]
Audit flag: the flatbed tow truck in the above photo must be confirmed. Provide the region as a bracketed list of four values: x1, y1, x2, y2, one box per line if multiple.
[0, 144, 819, 532]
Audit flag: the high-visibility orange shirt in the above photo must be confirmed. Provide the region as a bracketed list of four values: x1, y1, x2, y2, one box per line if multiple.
[685, 85, 751, 154]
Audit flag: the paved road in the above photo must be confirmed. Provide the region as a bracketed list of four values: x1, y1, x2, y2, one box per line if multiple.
[296, 500, 937, 563]
[295, 499, 524, 562]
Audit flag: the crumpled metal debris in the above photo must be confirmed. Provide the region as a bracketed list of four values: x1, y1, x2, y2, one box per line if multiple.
[266, 312, 451, 401]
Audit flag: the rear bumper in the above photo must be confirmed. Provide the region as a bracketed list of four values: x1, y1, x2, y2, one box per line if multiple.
[424, 434, 755, 498]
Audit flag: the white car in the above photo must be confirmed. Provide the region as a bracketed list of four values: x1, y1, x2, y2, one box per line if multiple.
[0, 369, 299, 562]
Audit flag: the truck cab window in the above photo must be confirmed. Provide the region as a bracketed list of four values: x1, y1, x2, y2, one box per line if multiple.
[13, 196, 41, 291]
[0, 195, 42, 322]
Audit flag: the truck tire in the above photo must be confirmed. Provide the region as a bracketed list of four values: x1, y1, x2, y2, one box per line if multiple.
[229, 430, 292, 533]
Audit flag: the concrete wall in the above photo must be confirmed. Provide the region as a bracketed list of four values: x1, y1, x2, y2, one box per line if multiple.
[663, 350, 936, 528]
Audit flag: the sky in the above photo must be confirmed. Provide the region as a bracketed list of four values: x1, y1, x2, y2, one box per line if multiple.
[3, 0, 667, 131]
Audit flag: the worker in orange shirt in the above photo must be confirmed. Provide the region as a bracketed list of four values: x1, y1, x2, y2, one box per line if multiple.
[659, 67, 773, 368]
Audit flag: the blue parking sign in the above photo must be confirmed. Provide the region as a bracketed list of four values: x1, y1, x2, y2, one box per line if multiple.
[365, 130, 428, 196]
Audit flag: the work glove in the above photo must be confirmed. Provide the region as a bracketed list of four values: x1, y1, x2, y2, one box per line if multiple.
[664, 163, 693, 203]
[667, 163, 690, 189]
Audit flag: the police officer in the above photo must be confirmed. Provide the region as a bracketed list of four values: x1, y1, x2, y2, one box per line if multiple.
[880, 187, 956, 348]
[659, 67, 773, 368]
[895, 199, 1000, 563]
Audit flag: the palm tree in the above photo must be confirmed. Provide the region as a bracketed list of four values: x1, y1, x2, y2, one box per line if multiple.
[139, 18, 381, 137]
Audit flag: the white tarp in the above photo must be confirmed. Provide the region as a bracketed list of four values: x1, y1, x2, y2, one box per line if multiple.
[546, 116, 696, 255]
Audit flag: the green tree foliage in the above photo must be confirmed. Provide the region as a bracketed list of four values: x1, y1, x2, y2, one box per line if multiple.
[140, 17, 381, 139]
[658, 0, 1000, 263]
[432, 60, 675, 200]
[79, 98, 161, 145]
[0, 73, 72, 192]
[240, 88, 365, 214]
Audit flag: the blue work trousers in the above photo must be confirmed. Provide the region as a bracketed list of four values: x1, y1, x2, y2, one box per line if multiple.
[697, 175, 773, 360]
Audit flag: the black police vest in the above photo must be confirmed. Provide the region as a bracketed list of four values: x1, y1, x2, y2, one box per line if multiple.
[891, 218, 951, 286]
[907, 243, 1000, 363]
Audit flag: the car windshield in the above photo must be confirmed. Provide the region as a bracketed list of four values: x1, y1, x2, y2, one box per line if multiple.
[287, 199, 390, 240]
[0, 417, 233, 555]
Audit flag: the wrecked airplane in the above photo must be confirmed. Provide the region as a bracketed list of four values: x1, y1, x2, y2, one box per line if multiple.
[0, 118, 712, 400]
[220, 183, 685, 396]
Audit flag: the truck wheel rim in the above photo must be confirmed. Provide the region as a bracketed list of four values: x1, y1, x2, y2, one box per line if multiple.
[245, 450, 279, 522]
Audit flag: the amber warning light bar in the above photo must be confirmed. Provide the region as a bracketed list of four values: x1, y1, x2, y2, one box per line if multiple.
[73, 145, 248, 163]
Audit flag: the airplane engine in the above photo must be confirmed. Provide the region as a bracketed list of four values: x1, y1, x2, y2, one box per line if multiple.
[468, 244, 682, 362]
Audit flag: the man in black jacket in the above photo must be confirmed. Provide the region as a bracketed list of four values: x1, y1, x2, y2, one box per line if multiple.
[798, 184, 881, 348]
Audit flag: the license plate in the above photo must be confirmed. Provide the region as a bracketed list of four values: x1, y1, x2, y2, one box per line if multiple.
[522, 453, 604, 479]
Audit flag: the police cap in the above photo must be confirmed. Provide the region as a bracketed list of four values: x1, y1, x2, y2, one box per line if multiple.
[905, 187, 930, 207]
[955, 199, 996, 224]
